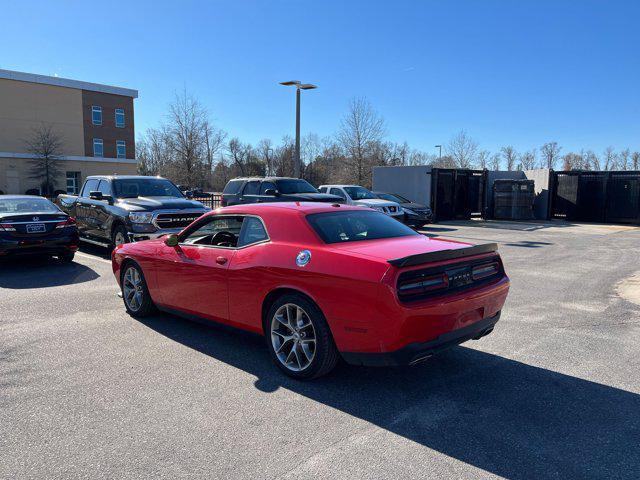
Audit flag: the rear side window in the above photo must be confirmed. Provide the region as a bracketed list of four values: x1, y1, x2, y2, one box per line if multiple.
[223, 180, 244, 195]
[238, 217, 269, 247]
[307, 210, 419, 244]
[318, 187, 327, 193]
[242, 181, 260, 195]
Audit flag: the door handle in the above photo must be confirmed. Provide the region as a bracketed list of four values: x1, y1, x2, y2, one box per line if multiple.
[216, 256, 227, 265]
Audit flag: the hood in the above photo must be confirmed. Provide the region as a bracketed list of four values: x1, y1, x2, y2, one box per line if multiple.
[353, 198, 399, 208]
[116, 196, 208, 211]
[330, 235, 470, 262]
[401, 202, 429, 210]
[282, 193, 343, 202]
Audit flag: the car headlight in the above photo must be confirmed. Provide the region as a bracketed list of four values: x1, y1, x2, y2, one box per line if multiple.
[403, 207, 416, 215]
[129, 212, 153, 224]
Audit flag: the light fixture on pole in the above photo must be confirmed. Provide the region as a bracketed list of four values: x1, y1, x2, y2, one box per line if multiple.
[435, 145, 442, 160]
[280, 80, 317, 178]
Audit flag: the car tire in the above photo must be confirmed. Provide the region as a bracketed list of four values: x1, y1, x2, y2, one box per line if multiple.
[57, 251, 75, 263]
[111, 224, 129, 250]
[264, 293, 339, 379]
[121, 262, 156, 317]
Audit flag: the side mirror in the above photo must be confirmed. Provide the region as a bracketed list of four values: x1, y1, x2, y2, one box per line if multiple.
[164, 234, 179, 247]
[89, 191, 103, 200]
[103, 195, 114, 205]
[264, 189, 278, 196]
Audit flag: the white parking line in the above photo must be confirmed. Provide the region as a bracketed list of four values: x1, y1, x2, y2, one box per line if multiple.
[75, 252, 112, 264]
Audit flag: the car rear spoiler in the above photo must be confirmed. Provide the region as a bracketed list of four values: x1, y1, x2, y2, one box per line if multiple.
[387, 242, 498, 268]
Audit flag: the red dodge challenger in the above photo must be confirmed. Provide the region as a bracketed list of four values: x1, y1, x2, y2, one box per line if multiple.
[112, 202, 509, 379]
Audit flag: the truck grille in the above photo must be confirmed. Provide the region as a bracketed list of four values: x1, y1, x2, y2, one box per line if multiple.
[153, 212, 203, 229]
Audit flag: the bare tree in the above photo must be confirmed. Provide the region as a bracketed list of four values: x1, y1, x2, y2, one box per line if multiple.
[584, 150, 600, 170]
[203, 121, 227, 180]
[540, 142, 561, 169]
[603, 146, 616, 170]
[166, 90, 209, 186]
[490, 153, 501, 171]
[501, 146, 518, 171]
[618, 149, 630, 170]
[446, 130, 478, 168]
[338, 98, 386, 185]
[632, 151, 640, 170]
[520, 149, 537, 170]
[477, 150, 490, 169]
[25, 123, 64, 196]
[257, 139, 275, 176]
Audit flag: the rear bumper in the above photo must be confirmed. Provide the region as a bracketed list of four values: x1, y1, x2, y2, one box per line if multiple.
[340, 311, 500, 366]
[0, 232, 79, 257]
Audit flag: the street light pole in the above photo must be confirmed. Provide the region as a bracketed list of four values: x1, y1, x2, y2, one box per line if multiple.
[280, 80, 317, 178]
[435, 144, 442, 161]
[295, 87, 300, 178]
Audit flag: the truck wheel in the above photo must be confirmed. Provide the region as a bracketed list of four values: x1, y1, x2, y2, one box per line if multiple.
[112, 225, 129, 249]
[264, 293, 339, 379]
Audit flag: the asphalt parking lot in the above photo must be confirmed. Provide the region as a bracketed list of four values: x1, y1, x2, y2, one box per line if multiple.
[1, 220, 639, 479]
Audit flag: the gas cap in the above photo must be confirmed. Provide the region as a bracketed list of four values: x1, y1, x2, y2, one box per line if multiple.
[296, 250, 311, 267]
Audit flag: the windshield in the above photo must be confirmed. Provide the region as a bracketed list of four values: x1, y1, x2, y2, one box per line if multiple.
[344, 186, 377, 200]
[307, 210, 419, 244]
[0, 197, 59, 214]
[113, 178, 183, 198]
[276, 179, 318, 194]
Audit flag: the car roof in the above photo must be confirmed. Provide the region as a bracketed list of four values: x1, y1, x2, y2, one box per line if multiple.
[0, 194, 51, 200]
[86, 175, 170, 180]
[319, 184, 361, 188]
[228, 177, 306, 182]
[211, 202, 370, 216]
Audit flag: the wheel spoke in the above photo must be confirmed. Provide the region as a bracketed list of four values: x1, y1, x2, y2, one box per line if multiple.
[271, 303, 317, 372]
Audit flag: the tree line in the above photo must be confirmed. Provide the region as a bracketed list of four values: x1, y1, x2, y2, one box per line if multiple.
[135, 91, 640, 191]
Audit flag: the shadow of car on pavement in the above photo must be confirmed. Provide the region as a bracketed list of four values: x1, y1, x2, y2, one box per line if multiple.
[0, 256, 99, 288]
[134, 313, 640, 480]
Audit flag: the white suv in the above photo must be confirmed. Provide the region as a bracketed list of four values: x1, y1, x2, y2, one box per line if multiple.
[318, 184, 403, 218]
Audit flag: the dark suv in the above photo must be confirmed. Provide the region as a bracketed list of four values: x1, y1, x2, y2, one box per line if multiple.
[221, 177, 344, 206]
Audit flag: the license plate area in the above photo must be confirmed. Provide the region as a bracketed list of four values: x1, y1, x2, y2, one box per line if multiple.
[26, 223, 46, 234]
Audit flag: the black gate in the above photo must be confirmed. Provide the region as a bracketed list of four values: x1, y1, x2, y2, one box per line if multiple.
[431, 168, 486, 221]
[551, 171, 640, 224]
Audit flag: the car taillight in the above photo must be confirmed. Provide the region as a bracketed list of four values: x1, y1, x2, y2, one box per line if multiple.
[55, 217, 77, 229]
[472, 262, 499, 280]
[398, 273, 449, 296]
[0, 223, 16, 232]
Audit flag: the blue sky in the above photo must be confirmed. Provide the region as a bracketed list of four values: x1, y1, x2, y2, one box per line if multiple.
[1, 0, 638, 155]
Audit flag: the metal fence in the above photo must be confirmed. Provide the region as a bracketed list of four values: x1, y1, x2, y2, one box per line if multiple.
[193, 193, 223, 210]
[551, 170, 640, 224]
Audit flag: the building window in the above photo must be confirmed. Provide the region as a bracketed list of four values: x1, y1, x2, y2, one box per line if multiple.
[92, 106, 102, 125]
[93, 138, 104, 157]
[116, 140, 126, 159]
[66, 172, 81, 194]
[115, 108, 125, 128]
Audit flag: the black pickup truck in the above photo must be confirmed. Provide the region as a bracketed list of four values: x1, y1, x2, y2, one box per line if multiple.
[57, 175, 209, 248]
[221, 177, 344, 206]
